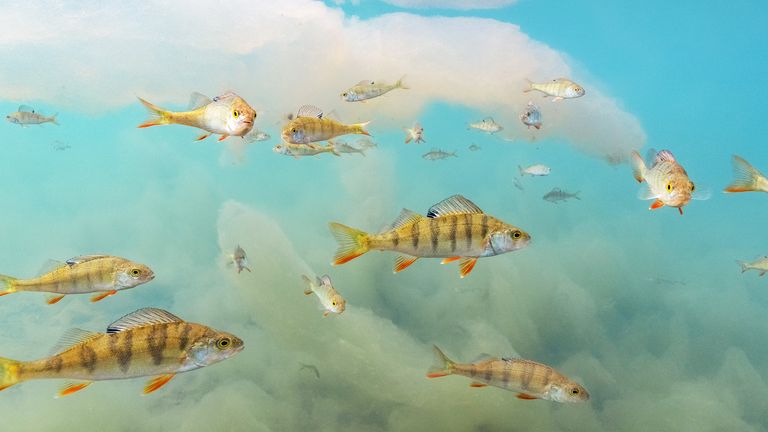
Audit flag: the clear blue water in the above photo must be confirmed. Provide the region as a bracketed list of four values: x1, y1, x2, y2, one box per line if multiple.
[0, 1, 767, 431]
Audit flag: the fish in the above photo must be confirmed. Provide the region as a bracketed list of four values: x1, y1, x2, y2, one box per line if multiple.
[341, 77, 408, 102]
[518, 164, 551, 177]
[332, 140, 367, 157]
[422, 149, 457, 161]
[281, 105, 370, 144]
[723, 155, 768, 193]
[243, 129, 271, 143]
[647, 277, 686, 286]
[6, 105, 58, 126]
[468, 144, 482, 152]
[0, 308, 243, 396]
[137, 91, 256, 141]
[737, 257, 768, 276]
[519, 101, 542, 129]
[329, 194, 531, 277]
[231, 245, 251, 273]
[302, 275, 346, 317]
[299, 363, 320, 379]
[513, 177, 524, 191]
[273, 142, 340, 158]
[427, 346, 589, 403]
[355, 137, 378, 149]
[543, 188, 580, 203]
[468, 117, 503, 134]
[0, 255, 155, 304]
[404, 123, 426, 144]
[631, 149, 706, 215]
[524, 78, 585, 101]
[51, 140, 71, 151]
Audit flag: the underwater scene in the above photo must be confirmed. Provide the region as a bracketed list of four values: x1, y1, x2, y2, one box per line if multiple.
[1, 0, 767, 431]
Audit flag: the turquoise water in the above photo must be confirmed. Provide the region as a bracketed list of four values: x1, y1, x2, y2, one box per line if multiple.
[1, 1, 767, 431]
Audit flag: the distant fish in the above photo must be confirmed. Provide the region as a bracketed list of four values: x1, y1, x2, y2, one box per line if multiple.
[355, 137, 378, 149]
[404, 122, 426, 144]
[723, 155, 768, 193]
[6, 105, 58, 126]
[243, 129, 270, 143]
[0, 255, 154, 304]
[543, 188, 580, 203]
[524, 78, 585, 102]
[282, 105, 370, 144]
[341, 77, 408, 102]
[647, 277, 686, 286]
[631, 149, 707, 215]
[604, 151, 627, 166]
[51, 140, 71, 151]
[520, 101, 542, 129]
[329, 195, 530, 277]
[0, 308, 243, 396]
[513, 177, 524, 191]
[423, 149, 457, 161]
[332, 140, 367, 157]
[427, 346, 589, 403]
[302, 275, 346, 317]
[299, 363, 320, 379]
[273, 142, 340, 158]
[519, 164, 551, 177]
[737, 257, 768, 276]
[468, 144, 481, 152]
[468, 117, 503, 134]
[231, 245, 251, 274]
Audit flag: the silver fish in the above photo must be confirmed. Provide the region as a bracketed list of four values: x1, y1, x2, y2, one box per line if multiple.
[243, 129, 270, 143]
[6, 105, 58, 126]
[404, 122, 426, 144]
[468, 117, 502, 134]
[524, 78, 585, 101]
[341, 77, 408, 102]
[355, 137, 378, 149]
[519, 164, 551, 176]
[52, 141, 71, 151]
[231, 245, 251, 273]
[520, 101, 542, 129]
[468, 144, 481, 152]
[422, 149, 457, 161]
[299, 363, 320, 379]
[543, 188, 580, 203]
[332, 140, 367, 157]
[513, 177, 524, 191]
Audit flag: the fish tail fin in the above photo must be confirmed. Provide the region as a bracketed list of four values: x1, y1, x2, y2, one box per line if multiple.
[353, 121, 372, 137]
[329, 223, 370, 265]
[724, 155, 765, 193]
[518, 165, 524, 176]
[523, 78, 533, 92]
[0, 275, 18, 297]
[0, 357, 22, 391]
[50, 113, 60, 125]
[630, 150, 647, 183]
[427, 345, 455, 378]
[137, 97, 172, 128]
[737, 261, 748, 273]
[301, 275, 314, 295]
[574, 191, 581, 200]
[328, 143, 341, 157]
[396, 75, 409, 90]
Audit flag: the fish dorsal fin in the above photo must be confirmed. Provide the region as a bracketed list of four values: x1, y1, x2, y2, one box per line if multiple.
[50, 328, 101, 355]
[296, 105, 324, 119]
[356, 80, 374, 86]
[427, 195, 483, 218]
[212, 91, 236, 102]
[389, 209, 425, 230]
[319, 275, 333, 286]
[37, 259, 67, 275]
[188, 92, 212, 110]
[106, 308, 183, 334]
[471, 353, 496, 363]
[482, 117, 494, 123]
[654, 150, 676, 164]
[66, 255, 109, 267]
[18, 105, 34, 113]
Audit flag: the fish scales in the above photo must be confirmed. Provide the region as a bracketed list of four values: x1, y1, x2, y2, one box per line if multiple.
[17, 259, 113, 294]
[456, 359, 561, 393]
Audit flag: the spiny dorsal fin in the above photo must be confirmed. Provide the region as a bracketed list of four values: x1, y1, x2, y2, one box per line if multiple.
[18, 105, 34, 113]
[470, 353, 497, 363]
[37, 259, 67, 276]
[427, 195, 483, 218]
[188, 92, 212, 110]
[66, 255, 109, 267]
[50, 328, 101, 355]
[319, 275, 333, 287]
[356, 80, 374, 86]
[389, 209, 425, 230]
[296, 105, 324, 119]
[654, 149, 676, 164]
[482, 117, 494, 123]
[107, 308, 183, 334]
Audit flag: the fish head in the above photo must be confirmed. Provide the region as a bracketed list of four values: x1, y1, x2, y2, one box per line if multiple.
[224, 97, 257, 136]
[565, 83, 585, 98]
[487, 226, 531, 254]
[5, 113, 20, 124]
[341, 89, 362, 102]
[281, 122, 308, 144]
[328, 293, 346, 314]
[659, 174, 694, 207]
[548, 382, 590, 403]
[115, 261, 155, 289]
[188, 329, 245, 367]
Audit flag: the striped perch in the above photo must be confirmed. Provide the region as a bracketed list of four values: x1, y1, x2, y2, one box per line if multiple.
[329, 195, 530, 277]
[0, 308, 243, 396]
[427, 345, 589, 403]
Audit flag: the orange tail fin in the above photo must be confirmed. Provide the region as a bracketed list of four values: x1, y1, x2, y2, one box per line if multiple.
[329, 223, 370, 265]
[137, 97, 172, 128]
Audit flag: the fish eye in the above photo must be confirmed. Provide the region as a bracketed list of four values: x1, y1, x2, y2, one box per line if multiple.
[216, 337, 232, 349]
[571, 388, 580, 395]
[512, 231, 522, 239]
[666, 183, 673, 191]
[291, 128, 297, 133]
[130, 268, 141, 277]
[233, 110, 240, 118]
[691, 182, 695, 191]
[332, 301, 336, 306]
[342, 92, 348, 97]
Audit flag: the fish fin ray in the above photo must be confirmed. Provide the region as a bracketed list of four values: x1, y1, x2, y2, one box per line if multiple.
[90, 290, 117, 303]
[187, 92, 212, 110]
[50, 328, 101, 355]
[56, 381, 93, 398]
[65, 255, 108, 267]
[107, 308, 183, 334]
[630, 151, 646, 183]
[516, 393, 538, 400]
[470, 381, 488, 388]
[393, 255, 418, 273]
[441, 257, 461, 264]
[137, 97, 171, 128]
[650, 199, 665, 210]
[195, 133, 211, 141]
[459, 258, 478, 278]
[329, 223, 370, 265]
[427, 195, 483, 218]
[388, 209, 425, 230]
[724, 155, 766, 193]
[654, 149, 676, 164]
[296, 104, 324, 119]
[427, 345, 455, 378]
[144, 374, 176, 394]
[46, 294, 65, 305]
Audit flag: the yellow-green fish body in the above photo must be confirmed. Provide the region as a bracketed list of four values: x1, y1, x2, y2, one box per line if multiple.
[341, 77, 408, 102]
[281, 105, 370, 144]
[525, 78, 585, 101]
[302, 275, 346, 316]
[6, 105, 58, 126]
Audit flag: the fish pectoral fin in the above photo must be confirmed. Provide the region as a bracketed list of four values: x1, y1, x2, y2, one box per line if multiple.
[458, 258, 478, 278]
[304, 289, 313, 296]
[393, 255, 419, 273]
[441, 257, 461, 264]
[678, 207, 684, 215]
[469, 381, 488, 388]
[516, 393, 538, 400]
[57, 381, 93, 398]
[218, 134, 230, 142]
[90, 290, 117, 303]
[760, 272, 766, 277]
[322, 310, 330, 317]
[649, 200, 665, 210]
[144, 374, 176, 394]
[195, 133, 211, 141]
[46, 294, 65, 305]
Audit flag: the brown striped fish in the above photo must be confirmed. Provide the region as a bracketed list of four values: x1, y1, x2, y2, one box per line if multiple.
[427, 345, 589, 403]
[281, 105, 370, 145]
[0, 308, 243, 396]
[0, 255, 154, 304]
[329, 195, 530, 277]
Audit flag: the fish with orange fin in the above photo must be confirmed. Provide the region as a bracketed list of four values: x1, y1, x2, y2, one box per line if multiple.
[329, 195, 530, 278]
[0, 255, 154, 305]
[426, 345, 589, 403]
[281, 105, 370, 145]
[630, 149, 708, 215]
[0, 308, 243, 396]
[137, 91, 256, 141]
[724, 155, 768, 193]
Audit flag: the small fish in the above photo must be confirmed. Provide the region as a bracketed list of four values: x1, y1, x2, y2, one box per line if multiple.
[468, 144, 481, 152]
[332, 140, 367, 157]
[723, 155, 768, 193]
[404, 122, 426, 144]
[51, 141, 71, 151]
[468, 117, 503, 134]
[518, 164, 551, 177]
[355, 137, 378, 149]
[6, 105, 58, 126]
[647, 277, 686, 286]
[0, 308, 243, 396]
[299, 363, 320, 379]
[231, 245, 251, 274]
[341, 77, 408, 102]
[273, 142, 340, 158]
[427, 346, 589, 403]
[0, 255, 155, 304]
[302, 275, 346, 317]
[543, 188, 580, 203]
[282, 105, 370, 144]
[519, 101, 542, 129]
[524, 78, 585, 101]
[631, 149, 706, 215]
[329, 195, 530, 277]
[243, 129, 270, 143]
[137, 91, 256, 141]
[422, 149, 457, 161]
[513, 177, 524, 191]
[737, 257, 768, 276]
